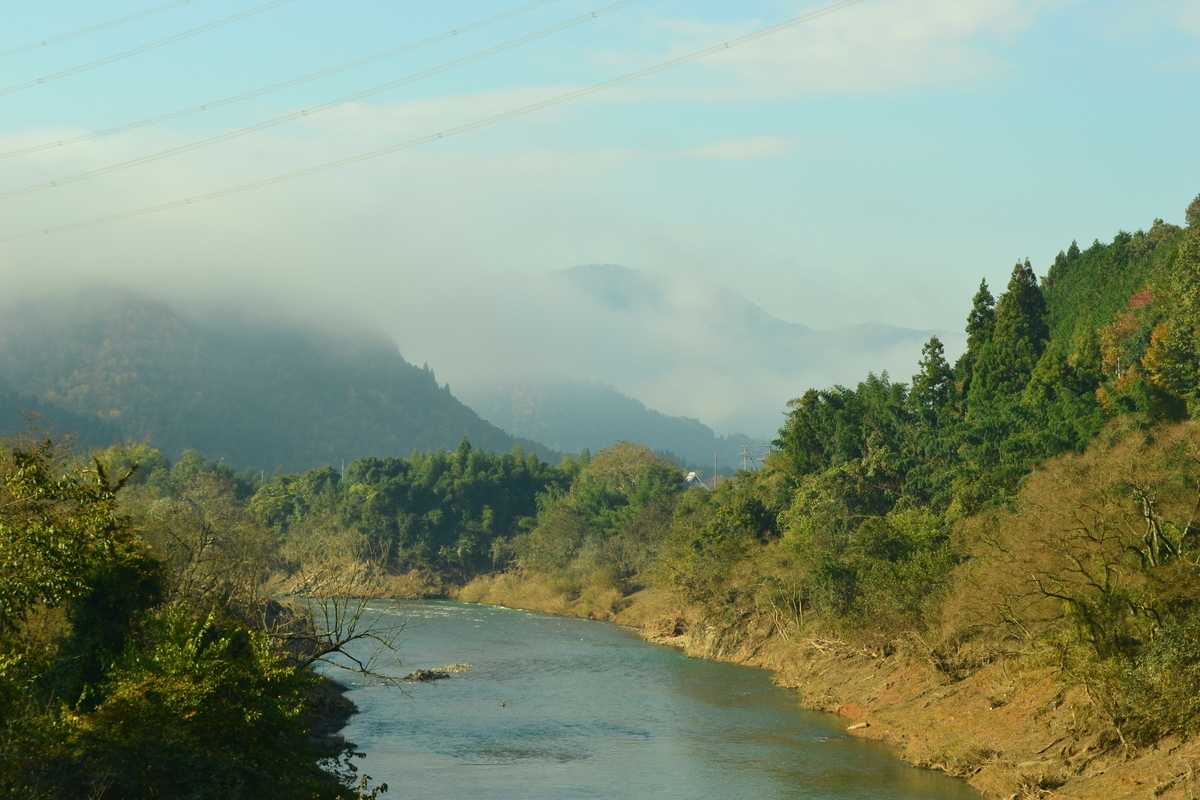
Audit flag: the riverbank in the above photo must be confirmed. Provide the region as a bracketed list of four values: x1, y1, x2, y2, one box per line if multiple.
[456, 572, 1200, 800]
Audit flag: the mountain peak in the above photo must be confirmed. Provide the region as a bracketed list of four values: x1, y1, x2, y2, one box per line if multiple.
[548, 264, 664, 313]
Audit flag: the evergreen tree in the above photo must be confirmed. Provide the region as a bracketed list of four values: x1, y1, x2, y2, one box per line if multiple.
[909, 336, 955, 417]
[970, 260, 1048, 404]
[1023, 341, 1069, 404]
[955, 280, 995, 400]
[1068, 322, 1103, 377]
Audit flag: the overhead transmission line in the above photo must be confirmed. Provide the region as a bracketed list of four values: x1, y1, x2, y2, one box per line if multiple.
[0, 0, 297, 98]
[0, 0, 644, 201]
[0, 0, 208, 60]
[0, 0, 866, 244]
[0, 0, 565, 162]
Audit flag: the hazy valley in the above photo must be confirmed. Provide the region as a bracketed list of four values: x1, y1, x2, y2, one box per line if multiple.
[2, 2, 1196, 798]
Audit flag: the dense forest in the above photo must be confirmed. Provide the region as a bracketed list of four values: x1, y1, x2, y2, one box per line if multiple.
[0, 382, 122, 450]
[4, 196, 1199, 795]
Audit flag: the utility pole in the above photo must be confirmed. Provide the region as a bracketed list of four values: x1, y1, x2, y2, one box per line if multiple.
[713, 453, 718, 490]
[760, 444, 773, 466]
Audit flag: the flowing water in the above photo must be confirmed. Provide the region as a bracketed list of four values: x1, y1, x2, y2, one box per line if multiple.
[335, 600, 984, 800]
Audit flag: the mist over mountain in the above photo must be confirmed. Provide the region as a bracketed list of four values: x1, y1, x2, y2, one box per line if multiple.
[430, 264, 960, 438]
[0, 270, 956, 471]
[0, 289, 556, 471]
[459, 378, 768, 471]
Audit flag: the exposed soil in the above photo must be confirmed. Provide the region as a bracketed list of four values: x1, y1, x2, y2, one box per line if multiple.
[456, 574, 1200, 800]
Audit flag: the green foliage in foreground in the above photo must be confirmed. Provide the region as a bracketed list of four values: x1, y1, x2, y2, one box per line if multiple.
[0, 439, 385, 799]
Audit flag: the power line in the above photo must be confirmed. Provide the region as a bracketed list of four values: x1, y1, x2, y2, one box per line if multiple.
[0, 0, 644, 202]
[0, 0, 566, 161]
[0, 0, 297, 98]
[0, 0, 207, 60]
[0, 0, 867, 244]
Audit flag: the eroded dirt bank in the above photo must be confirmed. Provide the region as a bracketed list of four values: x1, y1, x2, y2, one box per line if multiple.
[457, 574, 1200, 800]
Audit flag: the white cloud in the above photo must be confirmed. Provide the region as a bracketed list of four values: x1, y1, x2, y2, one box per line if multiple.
[588, 0, 1070, 98]
[709, 0, 1058, 95]
[0, 0, 1188, 440]
[0, 112, 960, 434]
[1181, 0, 1200, 34]
[288, 86, 590, 142]
[675, 135, 793, 159]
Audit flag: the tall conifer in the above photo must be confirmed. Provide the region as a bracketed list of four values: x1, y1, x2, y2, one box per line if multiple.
[955, 280, 995, 400]
[910, 336, 955, 417]
[970, 259, 1048, 404]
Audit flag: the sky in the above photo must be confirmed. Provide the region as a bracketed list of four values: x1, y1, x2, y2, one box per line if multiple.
[0, 0, 1198, 433]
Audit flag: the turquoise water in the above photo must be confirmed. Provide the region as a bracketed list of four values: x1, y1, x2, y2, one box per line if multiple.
[335, 600, 983, 800]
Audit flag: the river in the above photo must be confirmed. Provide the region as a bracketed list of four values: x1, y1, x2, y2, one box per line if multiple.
[334, 600, 984, 800]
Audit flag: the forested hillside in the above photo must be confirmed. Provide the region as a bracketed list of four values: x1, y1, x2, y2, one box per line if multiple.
[0, 382, 122, 449]
[0, 289, 556, 471]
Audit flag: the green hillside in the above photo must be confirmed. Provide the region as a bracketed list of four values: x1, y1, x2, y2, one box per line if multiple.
[1042, 221, 1184, 343]
[0, 290, 556, 471]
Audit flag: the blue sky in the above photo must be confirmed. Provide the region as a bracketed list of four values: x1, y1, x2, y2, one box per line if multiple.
[1, 0, 1198, 429]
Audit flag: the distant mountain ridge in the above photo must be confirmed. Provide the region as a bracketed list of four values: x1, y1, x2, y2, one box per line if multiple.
[444, 264, 958, 438]
[554, 264, 939, 350]
[460, 378, 768, 471]
[0, 290, 556, 471]
[549, 263, 814, 339]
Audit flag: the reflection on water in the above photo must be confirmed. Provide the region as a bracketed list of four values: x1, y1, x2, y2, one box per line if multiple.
[335, 600, 983, 800]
